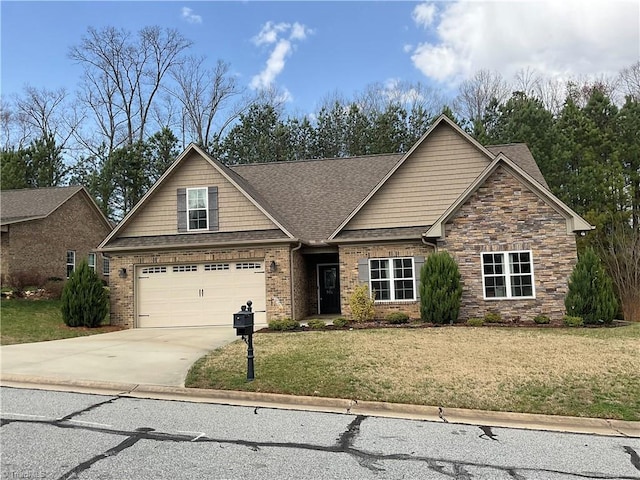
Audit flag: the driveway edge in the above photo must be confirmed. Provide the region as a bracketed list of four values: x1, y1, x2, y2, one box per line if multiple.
[2, 374, 638, 438]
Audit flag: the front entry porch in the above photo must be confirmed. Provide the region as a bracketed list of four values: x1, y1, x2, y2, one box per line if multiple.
[297, 251, 342, 318]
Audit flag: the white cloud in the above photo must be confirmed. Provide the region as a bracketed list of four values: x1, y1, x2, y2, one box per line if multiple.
[408, 0, 639, 84]
[251, 21, 312, 91]
[181, 7, 202, 24]
[412, 2, 436, 28]
[403, 44, 413, 53]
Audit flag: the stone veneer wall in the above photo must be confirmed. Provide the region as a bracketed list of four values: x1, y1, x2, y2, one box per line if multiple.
[440, 166, 578, 322]
[108, 245, 292, 328]
[339, 241, 433, 320]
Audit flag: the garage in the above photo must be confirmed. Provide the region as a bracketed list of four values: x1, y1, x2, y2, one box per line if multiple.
[136, 261, 266, 328]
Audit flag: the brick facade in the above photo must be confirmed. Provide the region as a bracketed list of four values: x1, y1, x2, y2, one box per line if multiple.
[107, 245, 293, 328]
[339, 241, 434, 320]
[439, 166, 577, 322]
[1, 193, 111, 284]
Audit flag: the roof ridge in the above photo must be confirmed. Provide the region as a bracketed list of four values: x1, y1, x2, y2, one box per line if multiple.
[230, 152, 404, 167]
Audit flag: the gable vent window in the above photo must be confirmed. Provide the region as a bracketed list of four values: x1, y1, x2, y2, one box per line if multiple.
[205, 263, 230, 271]
[236, 262, 262, 270]
[481, 250, 535, 299]
[187, 187, 208, 231]
[141, 266, 167, 274]
[177, 187, 219, 233]
[173, 265, 198, 273]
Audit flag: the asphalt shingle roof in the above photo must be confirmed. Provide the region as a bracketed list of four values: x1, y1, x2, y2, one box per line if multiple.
[231, 144, 548, 243]
[0, 186, 84, 225]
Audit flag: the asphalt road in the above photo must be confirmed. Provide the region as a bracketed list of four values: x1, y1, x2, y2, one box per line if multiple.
[1, 387, 639, 480]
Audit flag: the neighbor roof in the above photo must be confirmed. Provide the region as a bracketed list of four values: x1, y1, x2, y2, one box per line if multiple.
[1, 186, 84, 225]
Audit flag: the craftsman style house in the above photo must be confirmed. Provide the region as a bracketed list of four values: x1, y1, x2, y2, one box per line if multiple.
[1, 186, 113, 285]
[99, 115, 592, 328]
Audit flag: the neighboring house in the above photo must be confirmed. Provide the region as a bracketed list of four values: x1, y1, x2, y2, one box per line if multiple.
[1, 186, 113, 285]
[99, 115, 592, 329]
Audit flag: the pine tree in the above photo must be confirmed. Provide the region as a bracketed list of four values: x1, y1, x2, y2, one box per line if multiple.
[419, 252, 462, 324]
[61, 261, 109, 328]
[565, 248, 618, 325]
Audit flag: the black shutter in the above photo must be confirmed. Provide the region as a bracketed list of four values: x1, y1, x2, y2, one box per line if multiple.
[208, 186, 219, 231]
[177, 188, 187, 232]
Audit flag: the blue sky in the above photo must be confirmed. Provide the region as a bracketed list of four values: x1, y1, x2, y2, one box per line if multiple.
[1, 1, 639, 114]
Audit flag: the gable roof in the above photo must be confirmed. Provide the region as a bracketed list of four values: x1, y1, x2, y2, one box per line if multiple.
[424, 153, 593, 239]
[231, 153, 403, 242]
[485, 144, 549, 188]
[99, 144, 296, 249]
[0, 186, 111, 230]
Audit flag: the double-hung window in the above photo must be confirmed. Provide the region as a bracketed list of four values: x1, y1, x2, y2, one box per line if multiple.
[187, 187, 208, 231]
[66, 251, 75, 278]
[482, 250, 535, 299]
[88, 253, 96, 272]
[369, 257, 415, 301]
[102, 257, 110, 276]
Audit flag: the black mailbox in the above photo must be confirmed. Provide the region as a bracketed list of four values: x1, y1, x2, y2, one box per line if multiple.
[233, 301, 254, 336]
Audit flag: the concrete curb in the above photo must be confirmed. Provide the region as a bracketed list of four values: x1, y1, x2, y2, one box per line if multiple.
[2, 374, 638, 438]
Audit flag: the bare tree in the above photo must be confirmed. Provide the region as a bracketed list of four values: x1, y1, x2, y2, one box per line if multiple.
[593, 218, 640, 323]
[356, 80, 446, 119]
[170, 57, 247, 150]
[513, 67, 542, 97]
[69, 26, 192, 148]
[619, 61, 640, 100]
[454, 69, 510, 123]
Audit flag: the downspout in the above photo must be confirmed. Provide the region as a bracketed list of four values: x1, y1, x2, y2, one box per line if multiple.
[290, 242, 303, 320]
[421, 235, 438, 252]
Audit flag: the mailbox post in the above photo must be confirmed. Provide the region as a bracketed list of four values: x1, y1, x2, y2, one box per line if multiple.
[233, 300, 255, 381]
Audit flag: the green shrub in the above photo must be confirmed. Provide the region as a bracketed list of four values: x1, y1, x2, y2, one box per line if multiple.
[484, 312, 505, 323]
[349, 284, 375, 322]
[420, 252, 462, 324]
[268, 318, 300, 331]
[332, 317, 349, 328]
[307, 319, 326, 329]
[565, 248, 618, 325]
[563, 315, 584, 327]
[61, 261, 109, 328]
[385, 312, 409, 324]
[533, 314, 551, 325]
[467, 318, 484, 327]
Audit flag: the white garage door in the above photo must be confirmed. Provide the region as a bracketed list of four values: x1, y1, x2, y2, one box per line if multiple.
[136, 261, 266, 328]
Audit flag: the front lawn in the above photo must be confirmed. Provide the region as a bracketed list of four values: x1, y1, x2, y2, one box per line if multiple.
[186, 323, 640, 420]
[0, 298, 119, 345]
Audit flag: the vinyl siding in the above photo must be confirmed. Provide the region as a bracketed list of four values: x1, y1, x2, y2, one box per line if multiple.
[120, 151, 276, 237]
[345, 123, 490, 230]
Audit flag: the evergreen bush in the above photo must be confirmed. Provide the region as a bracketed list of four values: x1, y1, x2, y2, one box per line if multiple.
[533, 314, 551, 324]
[467, 318, 484, 327]
[349, 284, 375, 322]
[419, 252, 462, 324]
[307, 319, 326, 329]
[385, 312, 410, 324]
[61, 260, 108, 327]
[332, 317, 349, 328]
[565, 248, 618, 325]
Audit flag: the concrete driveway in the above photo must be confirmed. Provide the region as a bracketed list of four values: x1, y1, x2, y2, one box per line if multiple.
[0, 327, 238, 387]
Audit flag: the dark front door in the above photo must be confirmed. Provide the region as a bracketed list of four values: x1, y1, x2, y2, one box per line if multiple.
[318, 264, 340, 314]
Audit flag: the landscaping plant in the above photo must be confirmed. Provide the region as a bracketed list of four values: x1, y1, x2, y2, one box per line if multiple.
[419, 251, 462, 324]
[565, 248, 618, 325]
[61, 260, 109, 327]
[349, 284, 375, 322]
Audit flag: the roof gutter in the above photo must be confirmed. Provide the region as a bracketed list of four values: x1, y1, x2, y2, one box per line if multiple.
[98, 237, 299, 253]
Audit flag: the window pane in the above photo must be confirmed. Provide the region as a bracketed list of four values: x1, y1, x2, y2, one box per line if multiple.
[370, 259, 389, 280]
[394, 280, 414, 300]
[371, 280, 390, 300]
[188, 188, 206, 209]
[103, 258, 110, 276]
[88, 253, 96, 269]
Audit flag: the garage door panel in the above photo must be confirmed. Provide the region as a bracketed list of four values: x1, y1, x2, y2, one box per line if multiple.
[137, 261, 266, 328]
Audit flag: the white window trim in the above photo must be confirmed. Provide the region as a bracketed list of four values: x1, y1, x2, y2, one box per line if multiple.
[369, 257, 416, 302]
[88, 253, 96, 272]
[66, 250, 76, 278]
[481, 250, 536, 300]
[103, 257, 110, 276]
[186, 187, 209, 232]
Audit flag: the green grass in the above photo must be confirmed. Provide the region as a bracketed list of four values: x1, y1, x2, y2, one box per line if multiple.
[186, 323, 640, 421]
[1, 298, 118, 345]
